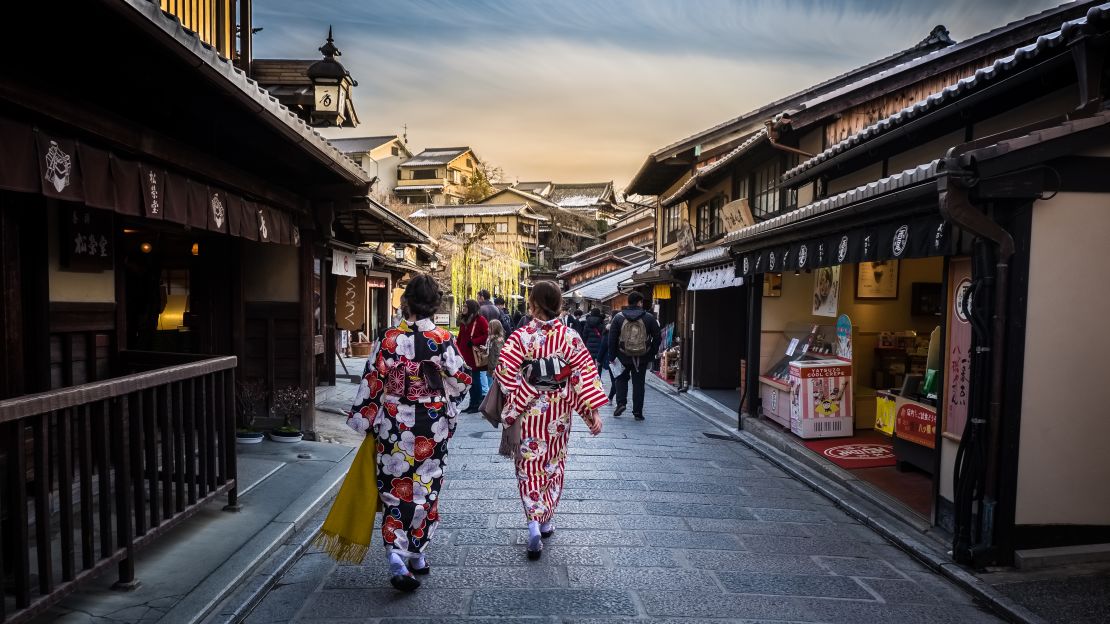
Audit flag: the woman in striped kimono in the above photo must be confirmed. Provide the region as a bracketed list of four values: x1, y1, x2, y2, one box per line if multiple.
[494, 281, 607, 559]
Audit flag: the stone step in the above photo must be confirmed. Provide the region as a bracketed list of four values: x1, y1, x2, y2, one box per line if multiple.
[1016, 543, 1110, 570]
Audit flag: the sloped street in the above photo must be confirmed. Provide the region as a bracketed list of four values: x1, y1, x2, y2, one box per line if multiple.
[242, 384, 1001, 623]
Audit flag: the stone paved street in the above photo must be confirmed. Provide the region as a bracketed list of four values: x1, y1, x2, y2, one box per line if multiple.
[245, 382, 1003, 623]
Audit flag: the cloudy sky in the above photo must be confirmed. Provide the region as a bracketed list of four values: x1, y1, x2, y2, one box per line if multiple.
[253, 0, 1065, 191]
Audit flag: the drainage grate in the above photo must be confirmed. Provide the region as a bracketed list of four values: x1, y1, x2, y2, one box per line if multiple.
[703, 432, 742, 442]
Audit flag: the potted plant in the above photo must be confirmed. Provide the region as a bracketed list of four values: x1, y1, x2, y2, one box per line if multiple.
[270, 385, 312, 443]
[236, 379, 268, 444]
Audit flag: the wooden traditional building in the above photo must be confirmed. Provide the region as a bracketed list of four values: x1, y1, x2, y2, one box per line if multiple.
[0, 1, 422, 617]
[395, 146, 481, 205]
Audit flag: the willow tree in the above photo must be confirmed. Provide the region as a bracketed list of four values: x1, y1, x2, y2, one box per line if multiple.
[442, 230, 530, 306]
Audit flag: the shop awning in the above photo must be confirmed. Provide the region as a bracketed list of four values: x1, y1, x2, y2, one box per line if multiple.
[670, 245, 730, 270]
[724, 160, 962, 276]
[1, 116, 301, 245]
[335, 197, 430, 244]
[625, 262, 673, 286]
[687, 262, 744, 291]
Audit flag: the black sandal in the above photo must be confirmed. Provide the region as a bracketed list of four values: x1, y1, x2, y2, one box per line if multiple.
[389, 572, 421, 592]
[541, 527, 555, 539]
[407, 560, 431, 575]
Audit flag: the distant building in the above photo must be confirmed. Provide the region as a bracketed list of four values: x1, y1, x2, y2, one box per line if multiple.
[327, 136, 413, 200]
[396, 147, 482, 205]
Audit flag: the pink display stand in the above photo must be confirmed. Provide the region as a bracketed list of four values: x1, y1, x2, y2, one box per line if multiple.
[789, 359, 854, 439]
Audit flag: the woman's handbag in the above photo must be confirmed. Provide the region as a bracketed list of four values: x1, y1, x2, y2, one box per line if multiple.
[479, 379, 504, 428]
[313, 435, 378, 564]
[470, 321, 489, 368]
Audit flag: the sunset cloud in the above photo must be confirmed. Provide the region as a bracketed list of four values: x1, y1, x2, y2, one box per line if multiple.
[253, 0, 1064, 190]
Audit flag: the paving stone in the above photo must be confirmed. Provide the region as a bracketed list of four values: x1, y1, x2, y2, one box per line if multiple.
[638, 592, 820, 620]
[495, 513, 621, 530]
[381, 619, 545, 624]
[685, 517, 813, 537]
[445, 498, 526, 513]
[644, 502, 758, 520]
[438, 513, 494, 528]
[464, 545, 605, 566]
[690, 551, 829, 574]
[605, 547, 680, 567]
[816, 555, 907, 579]
[804, 601, 1002, 624]
[552, 500, 645, 515]
[450, 528, 522, 545]
[514, 529, 644, 547]
[742, 535, 879, 557]
[299, 589, 468, 618]
[857, 578, 942, 604]
[470, 589, 637, 616]
[432, 564, 564, 589]
[617, 514, 688, 531]
[642, 530, 745, 550]
[246, 580, 318, 623]
[869, 544, 931, 571]
[567, 566, 714, 591]
[749, 508, 840, 523]
[716, 571, 873, 599]
[642, 480, 746, 495]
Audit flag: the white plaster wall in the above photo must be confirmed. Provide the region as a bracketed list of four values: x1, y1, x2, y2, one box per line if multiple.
[972, 86, 1076, 140]
[47, 202, 115, 303]
[243, 242, 299, 302]
[1016, 192, 1110, 525]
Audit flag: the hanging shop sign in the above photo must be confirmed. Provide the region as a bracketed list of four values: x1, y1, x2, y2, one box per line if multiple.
[944, 257, 973, 437]
[687, 262, 743, 291]
[735, 214, 957, 277]
[366, 276, 388, 289]
[335, 272, 367, 332]
[332, 249, 357, 277]
[60, 205, 113, 271]
[652, 284, 672, 300]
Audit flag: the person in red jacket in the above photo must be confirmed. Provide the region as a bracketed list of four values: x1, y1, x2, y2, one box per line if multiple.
[457, 298, 489, 413]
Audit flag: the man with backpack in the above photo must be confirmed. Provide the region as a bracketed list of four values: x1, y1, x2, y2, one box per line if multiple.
[607, 292, 661, 420]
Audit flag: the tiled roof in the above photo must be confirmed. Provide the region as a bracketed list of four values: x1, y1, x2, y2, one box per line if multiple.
[670, 245, 731, 270]
[327, 136, 399, 154]
[661, 130, 767, 207]
[723, 160, 944, 246]
[400, 147, 470, 168]
[569, 260, 652, 302]
[514, 181, 553, 195]
[783, 2, 1110, 184]
[408, 204, 547, 219]
[251, 59, 313, 86]
[958, 108, 1110, 164]
[480, 187, 559, 209]
[548, 182, 614, 207]
[121, 0, 369, 185]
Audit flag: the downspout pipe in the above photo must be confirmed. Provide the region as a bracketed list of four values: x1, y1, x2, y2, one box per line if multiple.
[938, 154, 1014, 564]
[764, 121, 814, 159]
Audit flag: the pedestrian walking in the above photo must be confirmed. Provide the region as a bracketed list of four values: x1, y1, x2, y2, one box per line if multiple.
[582, 307, 606, 364]
[494, 296, 513, 333]
[457, 299, 489, 413]
[608, 292, 661, 420]
[344, 274, 472, 592]
[494, 281, 607, 560]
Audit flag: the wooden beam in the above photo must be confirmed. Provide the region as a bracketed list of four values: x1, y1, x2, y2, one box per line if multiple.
[0, 78, 303, 211]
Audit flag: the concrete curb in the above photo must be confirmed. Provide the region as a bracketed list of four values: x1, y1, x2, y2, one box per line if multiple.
[179, 447, 355, 624]
[647, 374, 1047, 624]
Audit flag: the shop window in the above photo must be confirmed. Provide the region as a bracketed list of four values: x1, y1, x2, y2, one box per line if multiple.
[496, 222, 508, 233]
[413, 168, 437, 180]
[696, 195, 725, 241]
[519, 222, 535, 236]
[392, 145, 400, 156]
[455, 222, 476, 235]
[751, 159, 781, 218]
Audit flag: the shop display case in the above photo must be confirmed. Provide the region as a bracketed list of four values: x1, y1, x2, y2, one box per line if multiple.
[789, 360, 853, 438]
[759, 322, 848, 432]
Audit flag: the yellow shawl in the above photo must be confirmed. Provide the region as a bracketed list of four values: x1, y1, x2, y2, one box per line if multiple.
[314, 435, 378, 564]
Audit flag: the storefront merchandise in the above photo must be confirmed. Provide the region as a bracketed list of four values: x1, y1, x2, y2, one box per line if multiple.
[790, 360, 853, 438]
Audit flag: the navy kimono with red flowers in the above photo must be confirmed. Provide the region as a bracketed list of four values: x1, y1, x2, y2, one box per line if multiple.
[347, 318, 471, 559]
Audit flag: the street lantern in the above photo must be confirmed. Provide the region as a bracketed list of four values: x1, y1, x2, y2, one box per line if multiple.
[306, 27, 356, 127]
[429, 258, 440, 272]
[394, 244, 406, 261]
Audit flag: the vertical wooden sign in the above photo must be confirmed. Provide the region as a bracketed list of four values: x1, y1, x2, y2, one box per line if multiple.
[335, 272, 366, 331]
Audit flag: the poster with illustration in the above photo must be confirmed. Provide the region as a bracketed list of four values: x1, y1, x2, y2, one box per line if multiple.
[856, 260, 899, 298]
[812, 266, 841, 317]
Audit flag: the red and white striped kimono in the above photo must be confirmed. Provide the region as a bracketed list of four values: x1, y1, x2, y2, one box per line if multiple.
[494, 318, 608, 522]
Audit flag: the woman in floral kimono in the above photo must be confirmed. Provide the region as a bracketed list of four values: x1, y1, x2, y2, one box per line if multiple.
[347, 275, 471, 592]
[494, 281, 606, 560]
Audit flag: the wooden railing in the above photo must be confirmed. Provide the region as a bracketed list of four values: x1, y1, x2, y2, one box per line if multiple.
[0, 355, 238, 623]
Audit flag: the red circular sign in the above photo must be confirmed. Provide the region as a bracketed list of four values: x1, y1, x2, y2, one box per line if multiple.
[822, 443, 894, 460]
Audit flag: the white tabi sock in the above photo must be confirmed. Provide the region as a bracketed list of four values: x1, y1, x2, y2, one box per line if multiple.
[388, 552, 409, 577]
